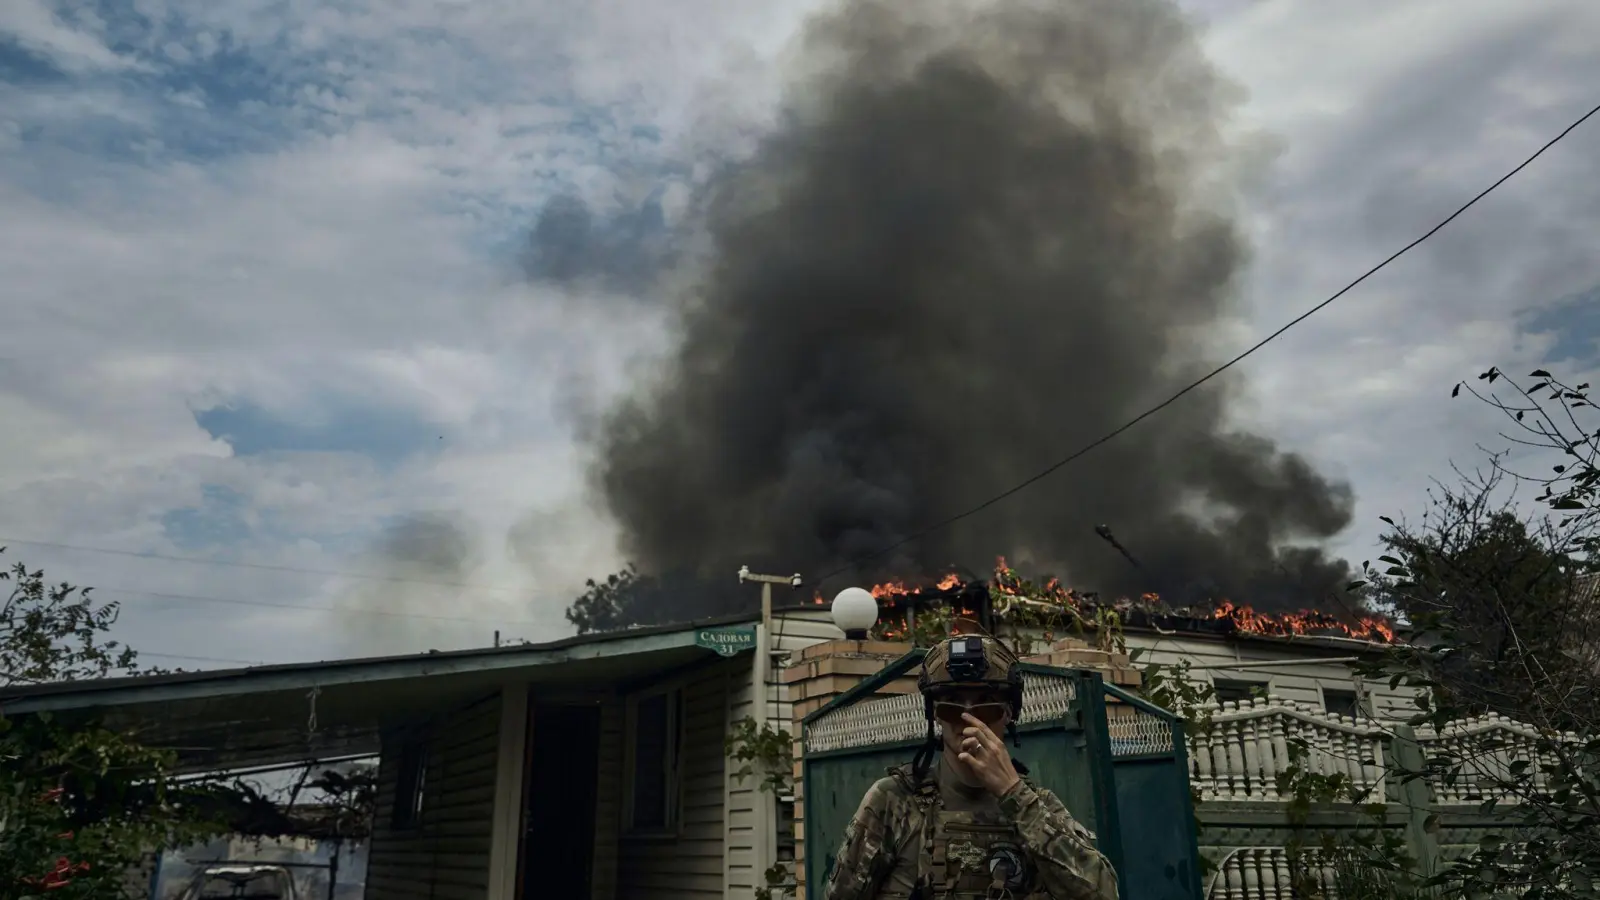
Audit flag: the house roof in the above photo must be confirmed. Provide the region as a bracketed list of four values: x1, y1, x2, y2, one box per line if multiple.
[0, 611, 759, 709]
[0, 612, 760, 773]
[772, 600, 1394, 653]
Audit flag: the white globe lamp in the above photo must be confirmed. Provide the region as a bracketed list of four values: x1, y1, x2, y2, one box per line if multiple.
[832, 587, 879, 640]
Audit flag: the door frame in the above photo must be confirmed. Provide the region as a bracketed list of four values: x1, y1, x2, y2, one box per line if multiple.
[513, 690, 609, 900]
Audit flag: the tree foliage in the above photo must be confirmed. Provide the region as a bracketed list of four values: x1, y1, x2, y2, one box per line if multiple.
[0, 551, 377, 899]
[1364, 463, 1596, 725]
[1335, 367, 1600, 899]
[565, 563, 751, 634]
[0, 552, 238, 898]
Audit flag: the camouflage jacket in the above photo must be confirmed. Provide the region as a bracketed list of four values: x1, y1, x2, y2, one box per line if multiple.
[819, 762, 1120, 900]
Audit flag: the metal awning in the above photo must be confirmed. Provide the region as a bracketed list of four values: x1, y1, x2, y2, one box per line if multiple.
[0, 614, 757, 773]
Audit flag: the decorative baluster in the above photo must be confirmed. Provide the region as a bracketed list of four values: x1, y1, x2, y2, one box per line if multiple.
[1451, 729, 1470, 804]
[1251, 848, 1274, 900]
[1320, 857, 1338, 900]
[1211, 709, 1236, 801]
[1268, 710, 1290, 803]
[1251, 710, 1274, 803]
[1468, 731, 1487, 802]
[1329, 720, 1351, 792]
[1338, 725, 1358, 791]
[1224, 852, 1245, 900]
[1312, 718, 1332, 779]
[1271, 851, 1292, 900]
[1453, 726, 1474, 804]
[1341, 722, 1363, 796]
[1194, 730, 1217, 802]
[1431, 730, 1453, 805]
[1489, 723, 1510, 803]
[1224, 704, 1246, 801]
[1369, 732, 1389, 802]
[1240, 849, 1260, 900]
[1241, 713, 1262, 799]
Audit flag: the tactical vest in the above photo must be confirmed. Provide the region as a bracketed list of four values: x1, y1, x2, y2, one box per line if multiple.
[896, 775, 1051, 900]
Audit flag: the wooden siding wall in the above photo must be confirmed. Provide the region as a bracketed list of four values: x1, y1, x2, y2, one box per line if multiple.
[367, 693, 503, 900]
[610, 663, 733, 900]
[726, 612, 842, 895]
[1118, 631, 1421, 718]
[592, 698, 624, 900]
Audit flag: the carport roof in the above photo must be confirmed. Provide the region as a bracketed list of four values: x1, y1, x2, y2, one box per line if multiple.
[0, 613, 759, 773]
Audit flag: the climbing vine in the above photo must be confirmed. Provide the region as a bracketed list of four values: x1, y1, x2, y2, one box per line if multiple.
[725, 716, 795, 797]
[725, 717, 798, 900]
[1273, 739, 1428, 900]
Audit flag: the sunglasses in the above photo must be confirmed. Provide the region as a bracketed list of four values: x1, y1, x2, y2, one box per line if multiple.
[933, 701, 1009, 725]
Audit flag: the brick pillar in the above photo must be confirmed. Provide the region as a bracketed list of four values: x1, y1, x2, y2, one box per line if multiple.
[783, 639, 914, 900]
[1021, 636, 1144, 688]
[1022, 637, 1146, 729]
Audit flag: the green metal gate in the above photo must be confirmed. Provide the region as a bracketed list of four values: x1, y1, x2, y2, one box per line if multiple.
[800, 652, 1201, 900]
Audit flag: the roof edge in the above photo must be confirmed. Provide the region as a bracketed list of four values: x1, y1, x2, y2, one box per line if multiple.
[0, 611, 759, 709]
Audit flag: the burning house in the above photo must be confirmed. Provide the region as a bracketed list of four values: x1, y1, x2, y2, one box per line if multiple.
[786, 557, 1412, 721]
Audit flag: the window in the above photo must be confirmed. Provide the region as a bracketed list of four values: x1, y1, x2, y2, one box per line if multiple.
[1323, 687, 1364, 720]
[627, 688, 682, 833]
[391, 736, 428, 830]
[1212, 679, 1267, 706]
[776, 797, 797, 866]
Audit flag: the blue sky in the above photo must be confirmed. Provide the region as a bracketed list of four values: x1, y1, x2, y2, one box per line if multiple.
[1, 0, 1597, 669]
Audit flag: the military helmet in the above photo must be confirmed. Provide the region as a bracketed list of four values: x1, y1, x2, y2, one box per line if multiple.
[918, 633, 1024, 715]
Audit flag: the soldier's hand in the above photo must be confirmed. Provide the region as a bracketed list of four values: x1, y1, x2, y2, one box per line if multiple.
[957, 713, 1021, 797]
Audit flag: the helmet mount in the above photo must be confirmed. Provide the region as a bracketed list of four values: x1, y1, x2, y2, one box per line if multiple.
[911, 630, 1025, 782]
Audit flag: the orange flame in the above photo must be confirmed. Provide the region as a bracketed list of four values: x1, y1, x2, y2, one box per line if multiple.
[819, 554, 1398, 645]
[1211, 600, 1396, 642]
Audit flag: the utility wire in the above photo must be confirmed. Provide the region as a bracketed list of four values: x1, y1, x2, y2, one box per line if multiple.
[95, 585, 543, 628]
[139, 651, 275, 667]
[0, 537, 518, 592]
[815, 99, 1600, 585]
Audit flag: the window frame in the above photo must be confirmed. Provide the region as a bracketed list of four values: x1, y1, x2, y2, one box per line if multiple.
[1211, 677, 1270, 706]
[390, 730, 430, 832]
[622, 685, 685, 838]
[1320, 685, 1368, 720]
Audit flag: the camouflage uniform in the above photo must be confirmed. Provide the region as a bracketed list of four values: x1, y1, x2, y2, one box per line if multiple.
[819, 636, 1120, 900]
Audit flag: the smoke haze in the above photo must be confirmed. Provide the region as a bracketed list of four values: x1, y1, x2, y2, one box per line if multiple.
[331, 512, 483, 656]
[534, 0, 1357, 617]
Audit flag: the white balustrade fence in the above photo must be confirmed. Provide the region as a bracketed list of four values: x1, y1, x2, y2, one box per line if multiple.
[1189, 697, 1388, 803]
[1183, 697, 1584, 807]
[1205, 846, 1417, 900]
[1415, 711, 1581, 805]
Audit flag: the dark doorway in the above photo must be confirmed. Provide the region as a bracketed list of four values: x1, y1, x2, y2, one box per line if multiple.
[521, 703, 602, 900]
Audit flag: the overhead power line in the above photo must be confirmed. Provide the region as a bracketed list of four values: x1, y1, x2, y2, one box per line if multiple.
[817, 99, 1600, 584]
[0, 537, 518, 592]
[139, 651, 276, 667]
[95, 585, 543, 628]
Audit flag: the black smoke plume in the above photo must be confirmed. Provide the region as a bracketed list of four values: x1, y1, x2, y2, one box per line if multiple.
[540, 0, 1357, 623]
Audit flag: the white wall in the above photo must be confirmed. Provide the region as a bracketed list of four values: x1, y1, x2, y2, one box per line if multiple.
[1119, 629, 1420, 720]
[724, 610, 842, 897]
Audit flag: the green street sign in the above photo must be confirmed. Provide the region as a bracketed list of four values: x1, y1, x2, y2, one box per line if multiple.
[696, 626, 756, 657]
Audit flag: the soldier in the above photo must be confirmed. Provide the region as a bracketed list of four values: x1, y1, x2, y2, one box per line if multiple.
[820, 632, 1120, 900]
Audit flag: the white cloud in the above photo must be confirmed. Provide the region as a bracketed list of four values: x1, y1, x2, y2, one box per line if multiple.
[0, 0, 147, 74]
[1, 0, 1596, 669]
[1201, 0, 1600, 567]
